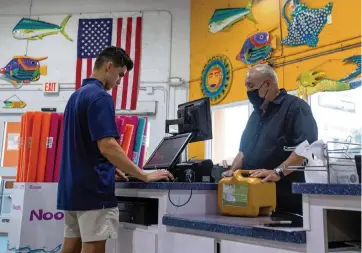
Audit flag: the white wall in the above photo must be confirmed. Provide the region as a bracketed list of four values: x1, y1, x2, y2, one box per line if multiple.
[0, 0, 190, 175]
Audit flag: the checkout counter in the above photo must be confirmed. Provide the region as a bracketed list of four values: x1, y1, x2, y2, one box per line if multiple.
[111, 181, 360, 253]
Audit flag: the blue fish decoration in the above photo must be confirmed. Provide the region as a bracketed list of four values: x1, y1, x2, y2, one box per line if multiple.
[281, 0, 333, 47]
[339, 55, 361, 82]
[209, 0, 256, 33]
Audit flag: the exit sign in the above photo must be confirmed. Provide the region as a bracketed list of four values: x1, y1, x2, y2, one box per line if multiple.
[43, 82, 59, 93]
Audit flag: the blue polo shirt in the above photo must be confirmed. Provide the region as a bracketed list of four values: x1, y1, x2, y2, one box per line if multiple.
[240, 89, 318, 214]
[57, 78, 119, 211]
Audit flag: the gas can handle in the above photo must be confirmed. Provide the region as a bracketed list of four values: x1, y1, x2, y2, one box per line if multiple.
[234, 170, 250, 178]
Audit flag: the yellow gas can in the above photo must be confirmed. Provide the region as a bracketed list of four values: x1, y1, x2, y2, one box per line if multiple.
[218, 170, 276, 217]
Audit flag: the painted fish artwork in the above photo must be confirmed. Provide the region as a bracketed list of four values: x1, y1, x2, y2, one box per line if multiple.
[338, 55, 361, 82]
[209, 0, 256, 33]
[281, 0, 333, 47]
[236, 30, 277, 65]
[296, 71, 361, 100]
[12, 14, 73, 41]
[0, 56, 48, 88]
[2, 95, 27, 109]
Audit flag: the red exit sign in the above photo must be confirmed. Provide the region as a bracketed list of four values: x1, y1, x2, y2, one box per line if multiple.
[43, 82, 59, 93]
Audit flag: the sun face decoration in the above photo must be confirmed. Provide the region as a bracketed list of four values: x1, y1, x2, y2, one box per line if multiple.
[201, 54, 232, 105]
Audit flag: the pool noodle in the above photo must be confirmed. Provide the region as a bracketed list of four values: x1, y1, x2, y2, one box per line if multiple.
[118, 118, 124, 145]
[36, 112, 51, 182]
[22, 112, 34, 182]
[119, 116, 128, 146]
[121, 124, 134, 154]
[133, 117, 146, 165]
[115, 116, 123, 144]
[45, 113, 60, 182]
[126, 116, 138, 160]
[138, 117, 149, 169]
[53, 114, 64, 182]
[27, 112, 43, 182]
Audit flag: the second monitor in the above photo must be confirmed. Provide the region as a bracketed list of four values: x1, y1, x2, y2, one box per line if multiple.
[166, 97, 212, 143]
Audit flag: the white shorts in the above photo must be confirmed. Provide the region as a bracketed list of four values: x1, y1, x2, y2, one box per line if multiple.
[64, 207, 119, 242]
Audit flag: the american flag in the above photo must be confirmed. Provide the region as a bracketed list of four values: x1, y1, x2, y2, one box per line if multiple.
[75, 14, 142, 110]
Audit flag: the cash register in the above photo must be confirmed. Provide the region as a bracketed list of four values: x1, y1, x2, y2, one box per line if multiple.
[127, 97, 214, 182]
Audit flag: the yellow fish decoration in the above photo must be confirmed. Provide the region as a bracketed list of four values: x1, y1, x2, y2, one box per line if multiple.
[296, 71, 361, 100]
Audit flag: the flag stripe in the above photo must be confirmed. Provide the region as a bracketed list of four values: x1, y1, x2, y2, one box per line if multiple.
[121, 18, 133, 110]
[112, 18, 123, 106]
[87, 58, 92, 78]
[130, 17, 142, 110]
[125, 18, 136, 110]
[75, 58, 82, 90]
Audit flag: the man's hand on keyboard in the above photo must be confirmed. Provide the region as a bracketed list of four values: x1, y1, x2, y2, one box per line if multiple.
[115, 168, 129, 181]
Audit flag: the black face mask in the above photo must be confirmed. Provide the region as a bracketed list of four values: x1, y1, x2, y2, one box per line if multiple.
[247, 83, 268, 108]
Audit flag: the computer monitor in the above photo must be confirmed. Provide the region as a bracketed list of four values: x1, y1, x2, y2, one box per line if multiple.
[165, 97, 212, 143]
[143, 133, 193, 170]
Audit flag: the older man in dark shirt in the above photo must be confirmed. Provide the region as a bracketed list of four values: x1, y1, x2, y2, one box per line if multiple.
[223, 64, 318, 215]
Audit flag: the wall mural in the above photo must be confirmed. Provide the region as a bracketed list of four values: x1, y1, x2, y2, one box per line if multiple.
[201, 54, 233, 105]
[281, 0, 333, 48]
[0, 56, 48, 89]
[1, 94, 27, 109]
[339, 56, 361, 82]
[12, 14, 73, 41]
[236, 29, 277, 65]
[296, 55, 362, 100]
[208, 0, 256, 33]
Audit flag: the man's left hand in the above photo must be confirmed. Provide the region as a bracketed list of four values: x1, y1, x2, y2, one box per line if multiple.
[115, 168, 129, 181]
[249, 169, 280, 183]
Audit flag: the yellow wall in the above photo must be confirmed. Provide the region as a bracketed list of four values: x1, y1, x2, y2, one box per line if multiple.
[188, 0, 362, 159]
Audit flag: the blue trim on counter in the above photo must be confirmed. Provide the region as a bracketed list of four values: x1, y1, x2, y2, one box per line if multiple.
[116, 182, 218, 190]
[162, 215, 306, 244]
[292, 183, 361, 196]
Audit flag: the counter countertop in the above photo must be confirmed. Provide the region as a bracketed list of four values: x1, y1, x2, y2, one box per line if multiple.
[162, 214, 306, 244]
[115, 182, 217, 190]
[292, 183, 361, 196]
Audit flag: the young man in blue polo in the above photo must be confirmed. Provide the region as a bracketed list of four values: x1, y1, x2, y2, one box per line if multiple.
[57, 46, 173, 253]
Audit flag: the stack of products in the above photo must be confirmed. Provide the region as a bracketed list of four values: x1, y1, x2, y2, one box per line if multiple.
[16, 112, 149, 183]
[116, 115, 149, 168]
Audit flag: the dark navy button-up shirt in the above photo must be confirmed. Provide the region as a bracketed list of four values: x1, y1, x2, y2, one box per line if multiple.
[240, 89, 318, 214]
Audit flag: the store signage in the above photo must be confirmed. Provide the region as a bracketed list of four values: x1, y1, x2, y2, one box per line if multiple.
[43, 82, 59, 94]
[29, 209, 64, 221]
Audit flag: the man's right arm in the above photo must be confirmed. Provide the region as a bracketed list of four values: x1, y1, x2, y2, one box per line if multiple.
[222, 128, 246, 177]
[97, 137, 148, 181]
[88, 95, 172, 182]
[230, 152, 244, 172]
[87, 95, 148, 180]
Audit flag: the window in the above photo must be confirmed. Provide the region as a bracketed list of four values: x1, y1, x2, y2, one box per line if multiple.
[209, 102, 251, 164]
[310, 88, 362, 145]
[0, 122, 21, 167]
[206, 90, 299, 164]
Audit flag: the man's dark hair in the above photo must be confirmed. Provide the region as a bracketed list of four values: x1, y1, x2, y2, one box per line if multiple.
[94, 46, 134, 71]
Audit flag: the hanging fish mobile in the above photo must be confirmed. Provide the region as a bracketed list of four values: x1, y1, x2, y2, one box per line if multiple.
[236, 29, 277, 65]
[281, 0, 333, 47]
[208, 0, 256, 33]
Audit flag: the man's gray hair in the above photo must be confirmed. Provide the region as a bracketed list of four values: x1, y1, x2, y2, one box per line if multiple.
[247, 64, 278, 83]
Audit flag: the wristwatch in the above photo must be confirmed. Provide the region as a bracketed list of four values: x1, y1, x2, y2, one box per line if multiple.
[274, 167, 285, 179]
